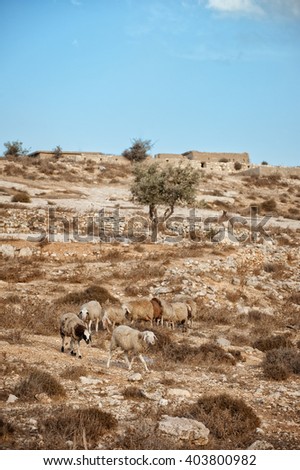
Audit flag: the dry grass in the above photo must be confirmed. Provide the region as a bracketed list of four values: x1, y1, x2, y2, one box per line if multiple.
[60, 366, 88, 381]
[56, 285, 119, 306]
[0, 416, 15, 449]
[252, 334, 293, 352]
[0, 258, 45, 283]
[13, 368, 66, 401]
[262, 348, 300, 381]
[181, 393, 260, 449]
[152, 330, 236, 366]
[40, 406, 117, 449]
[122, 386, 147, 400]
[11, 191, 31, 203]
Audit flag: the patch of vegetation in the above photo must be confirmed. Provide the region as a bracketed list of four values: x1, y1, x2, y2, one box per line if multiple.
[262, 348, 300, 381]
[57, 285, 118, 306]
[182, 393, 260, 449]
[11, 191, 31, 203]
[122, 387, 146, 400]
[60, 366, 88, 381]
[13, 369, 66, 401]
[253, 335, 293, 352]
[41, 406, 117, 449]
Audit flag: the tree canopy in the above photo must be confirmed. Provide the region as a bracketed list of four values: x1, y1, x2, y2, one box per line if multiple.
[131, 162, 200, 241]
[3, 141, 29, 157]
[122, 138, 152, 163]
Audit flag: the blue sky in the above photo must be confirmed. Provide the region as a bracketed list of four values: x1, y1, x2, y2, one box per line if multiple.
[0, 0, 299, 166]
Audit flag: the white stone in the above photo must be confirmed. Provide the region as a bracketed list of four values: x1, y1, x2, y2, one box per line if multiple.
[0, 244, 15, 258]
[158, 415, 210, 445]
[7, 394, 18, 403]
[19, 247, 33, 257]
[167, 388, 191, 398]
[128, 373, 143, 382]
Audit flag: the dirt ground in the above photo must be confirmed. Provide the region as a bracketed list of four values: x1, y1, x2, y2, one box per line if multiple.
[0, 157, 300, 450]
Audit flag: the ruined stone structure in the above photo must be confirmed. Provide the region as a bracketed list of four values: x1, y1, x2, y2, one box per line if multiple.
[28, 151, 130, 165]
[155, 150, 249, 167]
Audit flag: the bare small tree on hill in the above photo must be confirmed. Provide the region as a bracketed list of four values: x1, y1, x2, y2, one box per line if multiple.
[131, 163, 200, 241]
[3, 141, 29, 158]
[122, 138, 152, 163]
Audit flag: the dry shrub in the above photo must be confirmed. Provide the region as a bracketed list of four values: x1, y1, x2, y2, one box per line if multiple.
[0, 258, 44, 283]
[60, 366, 87, 381]
[226, 290, 241, 303]
[183, 393, 260, 449]
[197, 306, 231, 325]
[253, 335, 293, 352]
[0, 416, 15, 449]
[41, 406, 117, 449]
[118, 421, 184, 450]
[288, 292, 300, 305]
[2, 297, 58, 335]
[11, 191, 31, 203]
[57, 285, 118, 306]
[122, 386, 146, 400]
[153, 331, 235, 366]
[262, 348, 300, 381]
[13, 369, 66, 401]
[260, 199, 277, 213]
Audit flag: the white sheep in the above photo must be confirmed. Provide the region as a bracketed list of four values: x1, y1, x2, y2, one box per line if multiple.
[102, 304, 126, 332]
[78, 300, 102, 332]
[172, 302, 189, 328]
[123, 299, 154, 326]
[185, 299, 197, 327]
[106, 325, 157, 372]
[60, 312, 91, 358]
[160, 299, 176, 329]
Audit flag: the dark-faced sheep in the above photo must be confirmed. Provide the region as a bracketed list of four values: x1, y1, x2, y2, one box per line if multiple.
[60, 312, 91, 359]
[106, 325, 157, 372]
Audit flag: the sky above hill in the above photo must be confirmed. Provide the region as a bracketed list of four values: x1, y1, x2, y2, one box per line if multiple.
[0, 0, 299, 166]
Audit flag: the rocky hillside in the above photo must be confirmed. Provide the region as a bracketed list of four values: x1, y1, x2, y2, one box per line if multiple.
[0, 156, 299, 450]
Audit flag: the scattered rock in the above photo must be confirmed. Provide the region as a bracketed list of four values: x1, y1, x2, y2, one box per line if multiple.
[7, 394, 18, 403]
[128, 373, 143, 382]
[19, 247, 33, 257]
[248, 440, 274, 450]
[0, 244, 15, 258]
[158, 415, 210, 446]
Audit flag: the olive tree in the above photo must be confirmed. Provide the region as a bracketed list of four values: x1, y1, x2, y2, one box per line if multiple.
[131, 163, 200, 241]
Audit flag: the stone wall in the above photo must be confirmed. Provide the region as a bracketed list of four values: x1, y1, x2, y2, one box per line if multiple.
[241, 165, 300, 178]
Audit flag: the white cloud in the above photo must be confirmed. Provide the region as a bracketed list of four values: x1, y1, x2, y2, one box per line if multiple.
[70, 0, 82, 6]
[204, 0, 300, 17]
[261, 0, 300, 18]
[206, 0, 264, 15]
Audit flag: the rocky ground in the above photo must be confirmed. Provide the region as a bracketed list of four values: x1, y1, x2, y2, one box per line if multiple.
[0, 156, 299, 450]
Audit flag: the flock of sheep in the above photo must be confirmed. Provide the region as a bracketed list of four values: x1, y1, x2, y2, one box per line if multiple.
[59, 297, 197, 372]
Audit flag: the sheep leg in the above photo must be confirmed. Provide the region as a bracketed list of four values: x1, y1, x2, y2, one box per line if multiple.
[138, 354, 149, 372]
[107, 351, 112, 368]
[95, 319, 99, 332]
[70, 338, 76, 356]
[77, 340, 82, 359]
[61, 334, 65, 353]
[124, 352, 131, 370]
[88, 320, 92, 333]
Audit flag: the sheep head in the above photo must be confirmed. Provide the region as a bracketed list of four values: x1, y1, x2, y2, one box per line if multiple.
[142, 331, 157, 345]
[75, 324, 91, 344]
[79, 307, 89, 321]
